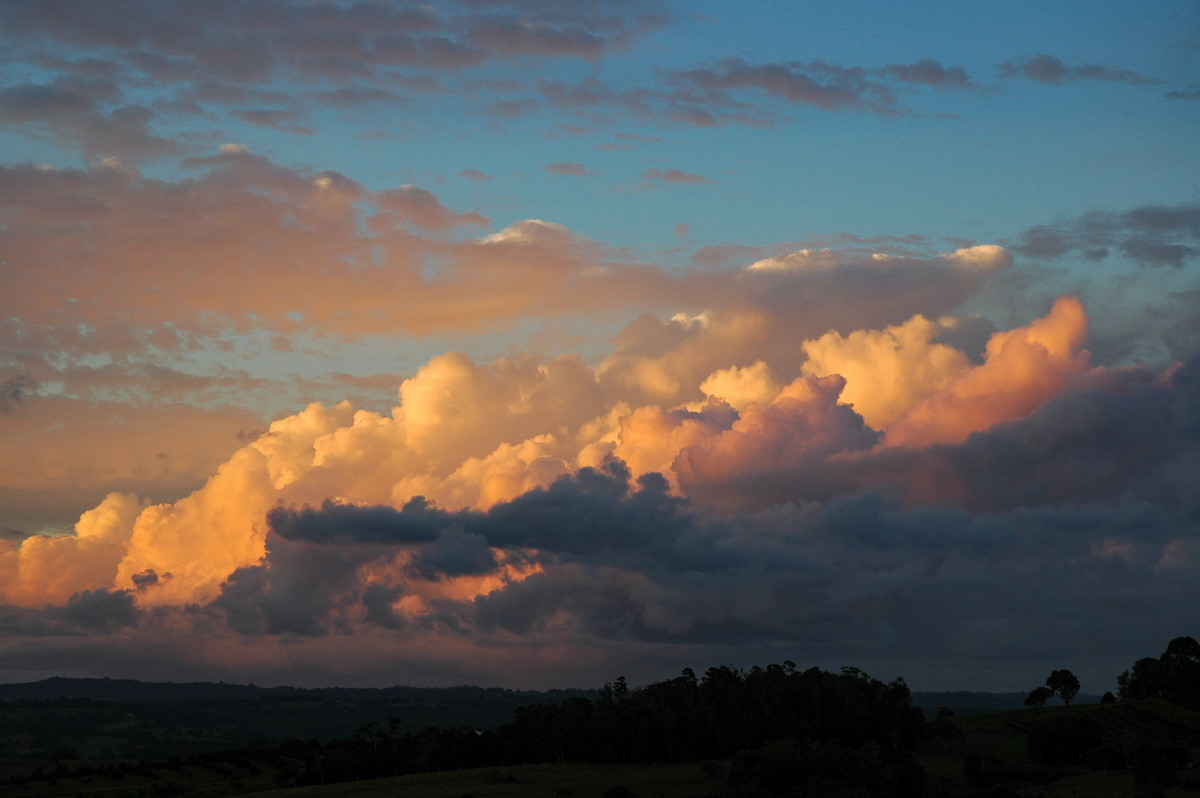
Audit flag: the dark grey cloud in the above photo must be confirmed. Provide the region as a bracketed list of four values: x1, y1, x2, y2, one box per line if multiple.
[0, 589, 143, 636]
[269, 461, 689, 558]
[411, 528, 498, 579]
[998, 54, 1160, 85]
[62, 589, 140, 631]
[0, 374, 37, 412]
[474, 564, 645, 636]
[267, 498, 443, 545]
[1013, 203, 1200, 268]
[361, 583, 406, 629]
[1167, 88, 1200, 100]
[212, 534, 381, 636]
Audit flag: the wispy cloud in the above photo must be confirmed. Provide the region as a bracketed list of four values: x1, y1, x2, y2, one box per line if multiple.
[998, 54, 1161, 85]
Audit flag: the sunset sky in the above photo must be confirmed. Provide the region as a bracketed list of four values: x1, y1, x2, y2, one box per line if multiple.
[1, 0, 1199, 694]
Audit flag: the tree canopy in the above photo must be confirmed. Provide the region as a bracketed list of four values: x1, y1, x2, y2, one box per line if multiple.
[1046, 669, 1081, 706]
[1119, 636, 1200, 709]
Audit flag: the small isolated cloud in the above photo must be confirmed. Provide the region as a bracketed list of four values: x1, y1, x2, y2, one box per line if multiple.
[643, 168, 712, 184]
[997, 54, 1160, 85]
[546, 161, 596, 177]
[458, 168, 494, 181]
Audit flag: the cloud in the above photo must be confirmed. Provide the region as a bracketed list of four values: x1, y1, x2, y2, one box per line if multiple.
[0, 77, 180, 162]
[489, 97, 540, 117]
[882, 295, 1090, 447]
[0, 492, 143, 605]
[1166, 88, 1200, 101]
[998, 54, 1160, 85]
[466, 17, 608, 59]
[880, 59, 974, 88]
[376, 185, 490, 231]
[0, 0, 673, 159]
[546, 161, 596, 176]
[458, 168, 494, 181]
[673, 375, 880, 511]
[664, 56, 976, 119]
[1013, 203, 1200, 268]
[0, 333, 1197, 690]
[801, 315, 972, 429]
[0, 374, 36, 412]
[669, 57, 895, 113]
[643, 167, 712, 184]
[0, 296, 1085, 609]
[230, 107, 315, 135]
[61, 588, 140, 631]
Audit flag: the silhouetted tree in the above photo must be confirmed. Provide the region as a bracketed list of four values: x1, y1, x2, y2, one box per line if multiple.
[1118, 636, 1200, 709]
[1045, 669, 1080, 706]
[1024, 685, 1053, 709]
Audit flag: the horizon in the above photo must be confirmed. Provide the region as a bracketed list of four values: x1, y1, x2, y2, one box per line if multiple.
[1, 1, 1198, 696]
[0, 670, 1105, 702]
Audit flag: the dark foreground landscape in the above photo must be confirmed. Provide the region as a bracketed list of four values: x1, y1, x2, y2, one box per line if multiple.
[2, 638, 1199, 797]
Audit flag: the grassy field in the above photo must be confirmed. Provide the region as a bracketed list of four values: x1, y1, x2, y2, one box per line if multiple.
[5, 698, 1200, 796]
[917, 698, 1200, 797]
[243, 761, 720, 798]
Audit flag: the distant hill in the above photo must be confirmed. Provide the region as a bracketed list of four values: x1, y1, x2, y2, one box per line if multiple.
[0, 677, 594, 755]
[0, 676, 586, 705]
[0, 677, 1091, 716]
[912, 690, 1101, 715]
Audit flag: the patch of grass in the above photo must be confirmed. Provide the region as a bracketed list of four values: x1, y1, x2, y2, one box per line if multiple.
[917, 699, 1200, 797]
[241, 761, 719, 798]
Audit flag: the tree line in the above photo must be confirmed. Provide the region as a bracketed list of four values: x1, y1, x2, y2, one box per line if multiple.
[268, 662, 928, 793]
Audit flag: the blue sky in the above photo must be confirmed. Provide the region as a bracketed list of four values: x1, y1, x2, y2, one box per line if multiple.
[0, 0, 1198, 691]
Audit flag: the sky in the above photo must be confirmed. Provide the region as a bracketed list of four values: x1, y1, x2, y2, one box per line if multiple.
[1, 0, 1198, 695]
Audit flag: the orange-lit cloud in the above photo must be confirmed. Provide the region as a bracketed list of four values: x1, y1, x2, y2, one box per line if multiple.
[0, 492, 142, 605]
[801, 314, 971, 429]
[883, 295, 1090, 447]
[1, 295, 1102, 609]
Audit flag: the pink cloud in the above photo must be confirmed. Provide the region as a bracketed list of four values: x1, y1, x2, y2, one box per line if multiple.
[546, 161, 596, 176]
[643, 167, 712, 184]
